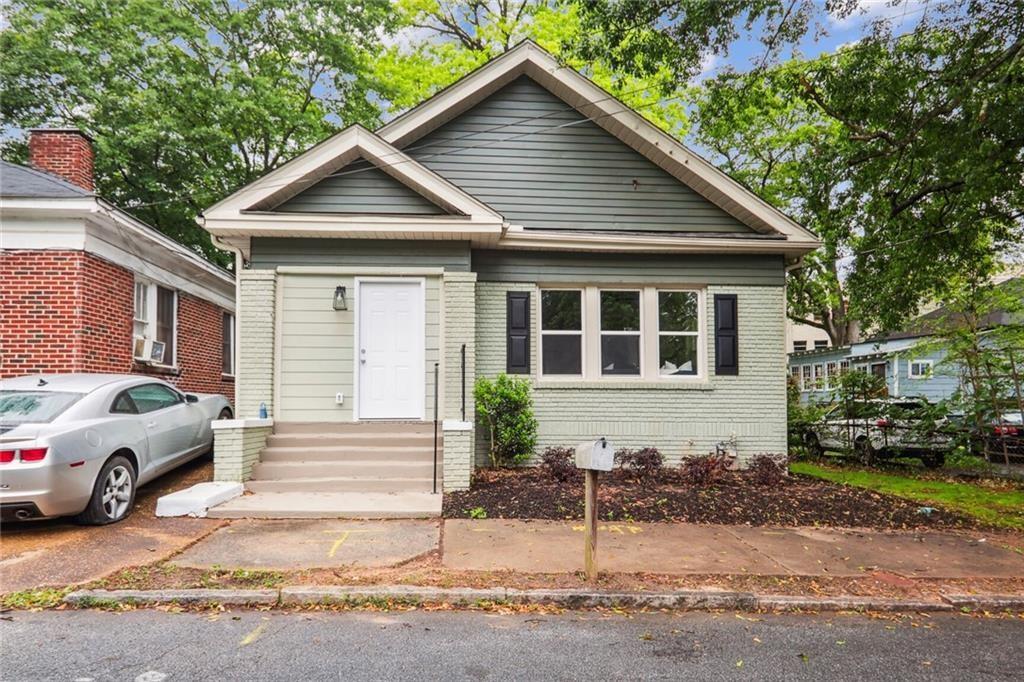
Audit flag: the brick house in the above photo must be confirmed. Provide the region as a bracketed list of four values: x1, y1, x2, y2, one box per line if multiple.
[0, 129, 236, 401]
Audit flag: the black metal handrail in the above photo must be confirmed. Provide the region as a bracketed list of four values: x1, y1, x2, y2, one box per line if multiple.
[460, 343, 467, 422]
[433, 362, 439, 495]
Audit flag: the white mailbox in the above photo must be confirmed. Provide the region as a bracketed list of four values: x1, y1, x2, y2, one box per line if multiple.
[574, 438, 614, 471]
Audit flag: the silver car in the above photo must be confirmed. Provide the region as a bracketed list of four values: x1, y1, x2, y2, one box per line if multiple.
[0, 374, 232, 524]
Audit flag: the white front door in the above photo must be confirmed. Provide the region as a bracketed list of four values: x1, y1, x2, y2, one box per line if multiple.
[358, 280, 425, 419]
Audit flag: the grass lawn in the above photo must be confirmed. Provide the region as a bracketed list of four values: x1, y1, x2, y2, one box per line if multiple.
[791, 461, 1024, 531]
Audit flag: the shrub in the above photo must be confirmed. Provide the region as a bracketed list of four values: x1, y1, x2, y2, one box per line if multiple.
[680, 453, 728, 486]
[474, 374, 538, 467]
[615, 447, 664, 482]
[748, 453, 787, 486]
[540, 446, 580, 483]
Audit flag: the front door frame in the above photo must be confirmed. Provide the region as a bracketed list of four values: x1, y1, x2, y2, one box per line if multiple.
[353, 276, 427, 421]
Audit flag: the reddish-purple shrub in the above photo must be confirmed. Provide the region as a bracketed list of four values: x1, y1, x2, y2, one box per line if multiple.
[615, 447, 665, 481]
[540, 446, 580, 483]
[749, 454, 788, 486]
[680, 453, 729, 486]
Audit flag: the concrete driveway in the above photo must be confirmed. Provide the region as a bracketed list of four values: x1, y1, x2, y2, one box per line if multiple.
[0, 457, 222, 593]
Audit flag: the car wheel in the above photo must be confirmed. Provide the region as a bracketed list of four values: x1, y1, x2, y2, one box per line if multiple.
[855, 438, 875, 466]
[218, 408, 233, 420]
[803, 431, 824, 458]
[75, 455, 137, 525]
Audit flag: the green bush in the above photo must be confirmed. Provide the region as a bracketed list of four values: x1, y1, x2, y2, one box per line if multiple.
[474, 374, 538, 467]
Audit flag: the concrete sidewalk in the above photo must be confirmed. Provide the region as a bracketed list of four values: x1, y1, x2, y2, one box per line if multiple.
[442, 520, 1024, 578]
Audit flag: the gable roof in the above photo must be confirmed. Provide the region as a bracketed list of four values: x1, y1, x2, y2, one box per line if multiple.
[0, 160, 92, 198]
[202, 42, 819, 256]
[377, 41, 818, 244]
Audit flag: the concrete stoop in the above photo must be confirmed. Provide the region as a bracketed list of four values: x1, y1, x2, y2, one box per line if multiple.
[62, 587, 1024, 613]
[215, 421, 444, 519]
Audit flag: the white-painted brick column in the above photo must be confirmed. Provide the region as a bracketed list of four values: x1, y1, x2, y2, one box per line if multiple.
[442, 272, 476, 489]
[237, 270, 276, 419]
[212, 419, 273, 483]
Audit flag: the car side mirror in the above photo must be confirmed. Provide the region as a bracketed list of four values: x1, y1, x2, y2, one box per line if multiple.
[185, 394, 199, 404]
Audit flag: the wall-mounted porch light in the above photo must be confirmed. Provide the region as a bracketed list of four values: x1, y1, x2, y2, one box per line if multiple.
[333, 285, 348, 311]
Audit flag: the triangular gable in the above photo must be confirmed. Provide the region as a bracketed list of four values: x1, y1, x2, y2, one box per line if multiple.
[275, 157, 448, 216]
[377, 41, 818, 244]
[204, 125, 502, 222]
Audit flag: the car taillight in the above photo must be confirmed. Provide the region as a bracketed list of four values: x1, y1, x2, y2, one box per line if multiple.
[994, 425, 1020, 436]
[876, 418, 891, 428]
[18, 447, 48, 462]
[0, 450, 14, 464]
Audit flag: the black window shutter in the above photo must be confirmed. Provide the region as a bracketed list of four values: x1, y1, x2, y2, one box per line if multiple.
[714, 294, 739, 375]
[506, 292, 530, 374]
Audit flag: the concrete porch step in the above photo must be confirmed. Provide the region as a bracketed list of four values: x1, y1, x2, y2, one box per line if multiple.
[246, 476, 439, 494]
[265, 432, 440, 448]
[207, 491, 442, 519]
[273, 421, 436, 435]
[259, 445, 442, 463]
[252, 460, 440, 479]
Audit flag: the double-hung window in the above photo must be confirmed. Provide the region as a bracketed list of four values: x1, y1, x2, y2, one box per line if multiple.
[908, 359, 933, 379]
[801, 365, 812, 391]
[657, 291, 699, 376]
[538, 286, 705, 380]
[222, 311, 235, 376]
[133, 277, 177, 366]
[600, 290, 641, 376]
[540, 289, 583, 376]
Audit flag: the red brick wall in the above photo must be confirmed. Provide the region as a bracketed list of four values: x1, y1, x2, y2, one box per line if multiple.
[1, 249, 234, 403]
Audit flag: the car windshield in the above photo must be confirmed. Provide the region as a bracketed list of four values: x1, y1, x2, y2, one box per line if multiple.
[0, 391, 83, 425]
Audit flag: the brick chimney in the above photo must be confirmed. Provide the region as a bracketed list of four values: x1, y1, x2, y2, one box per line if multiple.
[28, 128, 95, 192]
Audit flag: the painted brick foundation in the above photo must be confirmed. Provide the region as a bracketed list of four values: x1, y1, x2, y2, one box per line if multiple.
[1, 249, 234, 401]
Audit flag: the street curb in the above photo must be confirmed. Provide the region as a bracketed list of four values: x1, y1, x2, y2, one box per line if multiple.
[61, 587, 1024, 613]
[63, 589, 279, 607]
[941, 594, 1024, 611]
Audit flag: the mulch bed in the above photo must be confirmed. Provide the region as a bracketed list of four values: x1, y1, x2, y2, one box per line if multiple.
[442, 468, 981, 530]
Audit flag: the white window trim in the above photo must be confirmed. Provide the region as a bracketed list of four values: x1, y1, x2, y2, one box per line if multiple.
[132, 276, 177, 368]
[908, 359, 933, 379]
[800, 365, 812, 392]
[222, 311, 235, 377]
[537, 285, 706, 383]
[538, 287, 586, 378]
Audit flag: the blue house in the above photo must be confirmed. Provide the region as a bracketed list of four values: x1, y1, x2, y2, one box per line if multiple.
[789, 278, 1022, 405]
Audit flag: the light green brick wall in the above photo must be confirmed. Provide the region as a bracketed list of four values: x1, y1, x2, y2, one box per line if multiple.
[237, 270, 276, 419]
[475, 282, 788, 466]
[441, 272, 476, 490]
[442, 427, 473, 490]
[213, 423, 273, 483]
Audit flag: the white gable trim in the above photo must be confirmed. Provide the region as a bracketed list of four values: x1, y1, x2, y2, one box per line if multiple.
[377, 41, 819, 246]
[203, 125, 503, 225]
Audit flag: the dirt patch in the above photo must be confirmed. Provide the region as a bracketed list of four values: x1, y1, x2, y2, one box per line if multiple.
[442, 468, 982, 530]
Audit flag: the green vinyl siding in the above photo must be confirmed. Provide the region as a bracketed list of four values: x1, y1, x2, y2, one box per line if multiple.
[251, 238, 471, 271]
[276, 273, 441, 422]
[408, 76, 755, 234]
[472, 250, 785, 286]
[274, 159, 446, 215]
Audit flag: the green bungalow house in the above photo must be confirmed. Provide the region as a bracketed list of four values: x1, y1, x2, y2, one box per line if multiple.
[200, 42, 820, 517]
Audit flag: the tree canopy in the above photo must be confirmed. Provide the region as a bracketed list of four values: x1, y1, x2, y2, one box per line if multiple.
[1, 0, 394, 264]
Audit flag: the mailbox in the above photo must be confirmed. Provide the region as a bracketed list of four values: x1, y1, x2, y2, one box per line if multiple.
[574, 438, 614, 471]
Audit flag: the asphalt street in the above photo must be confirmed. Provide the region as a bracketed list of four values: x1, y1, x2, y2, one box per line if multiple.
[1, 609, 1020, 681]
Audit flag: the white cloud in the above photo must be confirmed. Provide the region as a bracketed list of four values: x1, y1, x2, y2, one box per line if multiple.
[828, 0, 932, 30]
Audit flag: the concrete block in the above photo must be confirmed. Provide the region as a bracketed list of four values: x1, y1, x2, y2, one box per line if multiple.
[155, 482, 244, 517]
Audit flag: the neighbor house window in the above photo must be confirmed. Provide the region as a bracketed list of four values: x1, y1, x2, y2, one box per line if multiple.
[840, 360, 851, 375]
[540, 289, 583, 376]
[908, 359, 933, 379]
[538, 286, 704, 380]
[600, 290, 641, 376]
[814, 340, 829, 349]
[133, 277, 176, 366]
[825, 362, 838, 389]
[813, 364, 825, 389]
[790, 366, 802, 390]
[792, 340, 807, 352]
[658, 291, 699, 376]
[222, 312, 235, 376]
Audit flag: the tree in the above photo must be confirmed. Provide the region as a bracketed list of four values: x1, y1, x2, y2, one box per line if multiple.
[371, 0, 690, 135]
[1, 0, 394, 264]
[575, 0, 1024, 334]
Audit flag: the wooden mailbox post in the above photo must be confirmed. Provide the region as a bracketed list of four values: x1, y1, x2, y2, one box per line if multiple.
[574, 438, 613, 581]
